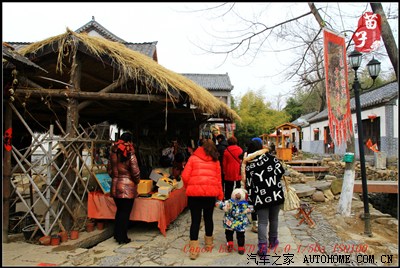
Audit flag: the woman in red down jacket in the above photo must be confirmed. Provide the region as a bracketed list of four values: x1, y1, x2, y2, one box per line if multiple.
[181, 138, 224, 260]
[222, 136, 243, 200]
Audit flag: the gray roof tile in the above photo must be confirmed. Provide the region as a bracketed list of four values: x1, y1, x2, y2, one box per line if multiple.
[309, 81, 398, 122]
[3, 43, 47, 72]
[75, 16, 126, 43]
[180, 73, 233, 91]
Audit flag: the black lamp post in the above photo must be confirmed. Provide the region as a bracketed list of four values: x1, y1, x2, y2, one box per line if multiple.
[348, 50, 381, 237]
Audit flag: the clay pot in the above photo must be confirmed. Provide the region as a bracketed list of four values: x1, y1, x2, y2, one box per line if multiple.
[96, 221, 104, 230]
[86, 222, 95, 232]
[70, 230, 79, 240]
[39, 235, 51, 246]
[59, 231, 68, 243]
[50, 235, 60, 246]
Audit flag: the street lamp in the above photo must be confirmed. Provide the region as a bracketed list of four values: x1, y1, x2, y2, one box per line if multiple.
[348, 50, 381, 237]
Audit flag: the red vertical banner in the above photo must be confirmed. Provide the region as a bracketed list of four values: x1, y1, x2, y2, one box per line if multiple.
[323, 29, 353, 146]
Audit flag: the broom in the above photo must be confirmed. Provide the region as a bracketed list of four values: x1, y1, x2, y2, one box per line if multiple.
[282, 176, 300, 211]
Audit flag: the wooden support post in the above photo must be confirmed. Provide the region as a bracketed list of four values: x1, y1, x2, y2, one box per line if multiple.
[3, 100, 12, 243]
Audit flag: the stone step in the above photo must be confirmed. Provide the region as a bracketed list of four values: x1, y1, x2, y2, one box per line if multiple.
[291, 166, 329, 172]
[286, 159, 321, 166]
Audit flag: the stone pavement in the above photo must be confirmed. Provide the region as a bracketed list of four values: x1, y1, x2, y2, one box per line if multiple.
[2, 198, 398, 267]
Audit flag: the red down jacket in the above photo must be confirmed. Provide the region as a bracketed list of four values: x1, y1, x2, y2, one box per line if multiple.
[181, 146, 223, 200]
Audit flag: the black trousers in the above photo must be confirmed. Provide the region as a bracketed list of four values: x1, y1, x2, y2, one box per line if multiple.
[113, 198, 134, 242]
[223, 180, 241, 200]
[225, 229, 245, 247]
[188, 196, 216, 240]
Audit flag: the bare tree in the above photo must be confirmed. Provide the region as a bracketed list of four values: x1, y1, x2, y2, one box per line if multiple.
[194, 3, 398, 102]
[370, 3, 398, 80]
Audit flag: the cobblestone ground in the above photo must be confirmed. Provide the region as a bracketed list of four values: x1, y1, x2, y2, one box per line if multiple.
[75, 200, 397, 267]
[2, 196, 397, 266]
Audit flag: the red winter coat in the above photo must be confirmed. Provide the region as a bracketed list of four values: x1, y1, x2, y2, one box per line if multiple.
[223, 145, 243, 181]
[108, 144, 141, 199]
[181, 146, 224, 200]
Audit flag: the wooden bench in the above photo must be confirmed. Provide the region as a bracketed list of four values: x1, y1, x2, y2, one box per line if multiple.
[353, 180, 398, 194]
[294, 203, 315, 228]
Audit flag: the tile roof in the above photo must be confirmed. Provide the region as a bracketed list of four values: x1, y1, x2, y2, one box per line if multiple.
[291, 111, 318, 127]
[2, 43, 47, 72]
[74, 17, 158, 59]
[180, 73, 234, 91]
[75, 16, 126, 43]
[124, 42, 158, 59]
[309, 81, 398, 122]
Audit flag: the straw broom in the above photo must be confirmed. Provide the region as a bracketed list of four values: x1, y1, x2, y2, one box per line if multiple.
[282, 176, 301, 211]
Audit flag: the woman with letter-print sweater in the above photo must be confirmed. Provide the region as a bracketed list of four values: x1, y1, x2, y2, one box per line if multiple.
[241, 140, 285, 258]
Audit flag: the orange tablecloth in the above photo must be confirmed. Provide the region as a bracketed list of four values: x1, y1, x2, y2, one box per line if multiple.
[87, 187, 187, 236]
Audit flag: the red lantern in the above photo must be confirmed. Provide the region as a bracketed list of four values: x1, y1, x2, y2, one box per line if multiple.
[313, 128, 319, 133]
[368, 114, 377, 122]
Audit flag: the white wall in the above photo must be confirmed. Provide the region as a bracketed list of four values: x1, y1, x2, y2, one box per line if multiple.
[394, 99, 398, 139]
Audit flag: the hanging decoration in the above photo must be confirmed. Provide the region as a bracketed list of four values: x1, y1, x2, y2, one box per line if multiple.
[368, 114, 377, 122]
[4, 128, 12, 152]
[352, 12, 381, 53]
[323, 29, 353, 146]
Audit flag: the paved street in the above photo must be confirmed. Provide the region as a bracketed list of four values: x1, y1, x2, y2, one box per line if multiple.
[2, 198, 398, 267]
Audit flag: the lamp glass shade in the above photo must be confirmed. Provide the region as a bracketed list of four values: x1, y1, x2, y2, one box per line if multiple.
[367, 57, 381, 79]
[348, 50, 362, 70]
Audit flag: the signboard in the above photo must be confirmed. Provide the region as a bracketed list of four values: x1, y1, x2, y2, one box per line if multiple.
[94, 173, 112, 194]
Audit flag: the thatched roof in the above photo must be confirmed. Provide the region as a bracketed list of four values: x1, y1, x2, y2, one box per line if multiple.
[17, 29, 240, 123]
[2, 42, 47, 72]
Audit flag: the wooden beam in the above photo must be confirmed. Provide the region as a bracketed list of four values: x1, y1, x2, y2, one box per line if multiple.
[353, 181, 398, 193]
[14, 89, 168, 102]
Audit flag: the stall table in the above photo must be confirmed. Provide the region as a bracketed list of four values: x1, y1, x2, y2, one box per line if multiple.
[87, 187, 187, 236]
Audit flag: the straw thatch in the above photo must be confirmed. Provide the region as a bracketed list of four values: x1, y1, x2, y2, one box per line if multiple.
[282, 176, 300, 211]
[17, 29, 240, 122]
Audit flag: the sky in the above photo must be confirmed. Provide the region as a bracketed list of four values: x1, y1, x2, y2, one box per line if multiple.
[2, 2, 399, 108]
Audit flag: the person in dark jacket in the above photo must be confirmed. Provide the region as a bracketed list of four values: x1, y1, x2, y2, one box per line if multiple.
[216, 134, 229, 195]
[108, 132, 141, 244]
[241, 140, 285, 258]
[181, 138, 224, 260]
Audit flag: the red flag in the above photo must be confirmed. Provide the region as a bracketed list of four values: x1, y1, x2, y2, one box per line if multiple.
[370, 144, 379, 152]
[323, 29, 353, 146]
[366, 138, 373, 149]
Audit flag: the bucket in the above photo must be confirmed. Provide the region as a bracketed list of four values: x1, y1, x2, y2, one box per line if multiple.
[22, 224, 43, 241]
[86, 222, 95, 232]
[39, 235, 51, 246]
[59, 231, 68, 242]
[343, 152, 354, 163]
[96, 221, 104, 230]
[70, 230, 79, 240]
[8, 212, 34, 233]
[50, 235, 60, 246]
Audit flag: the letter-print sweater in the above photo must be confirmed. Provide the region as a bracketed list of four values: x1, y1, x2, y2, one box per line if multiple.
[243, 149, 285, 209]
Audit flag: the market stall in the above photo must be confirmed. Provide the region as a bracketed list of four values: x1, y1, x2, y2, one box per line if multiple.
[274, 123, 300, 161]
[87, 187, 187, 236]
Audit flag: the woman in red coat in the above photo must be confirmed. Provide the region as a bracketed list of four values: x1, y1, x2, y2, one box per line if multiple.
[181, 139, 224, 260]
[108, 132, 140, 244]
[222, 136, 243, 200]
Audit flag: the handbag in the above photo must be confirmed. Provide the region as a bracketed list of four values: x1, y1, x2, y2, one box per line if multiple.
[282, 176, 300, 211]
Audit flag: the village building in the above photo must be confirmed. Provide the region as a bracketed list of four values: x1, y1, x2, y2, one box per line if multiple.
[292, 81, 398, 165]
